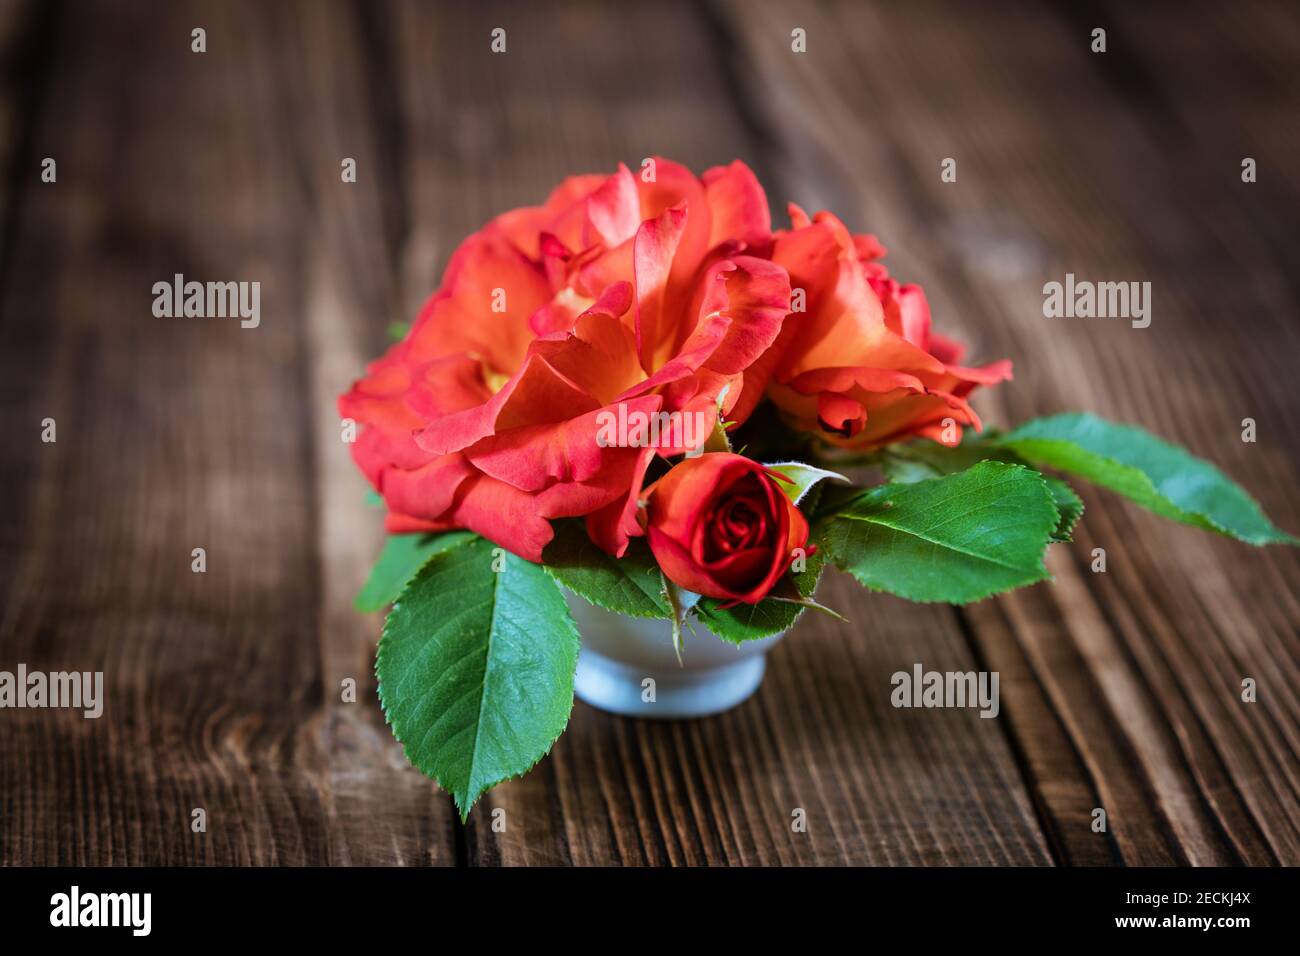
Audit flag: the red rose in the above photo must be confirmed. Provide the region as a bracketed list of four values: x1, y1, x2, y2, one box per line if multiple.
[338, 159, 790, 562]
[645, 453, 810, 604]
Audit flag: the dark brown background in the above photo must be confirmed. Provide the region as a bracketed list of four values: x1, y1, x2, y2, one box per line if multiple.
[1, 0, 1297, 866]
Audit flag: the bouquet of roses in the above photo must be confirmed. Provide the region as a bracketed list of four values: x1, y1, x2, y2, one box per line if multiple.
[340, 158, 1295, 819]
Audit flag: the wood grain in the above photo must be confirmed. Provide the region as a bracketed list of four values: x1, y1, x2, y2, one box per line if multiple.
[0, 0, 461, 865]
[716, 0, 1300, 864]
[0, 0, 1296, 866]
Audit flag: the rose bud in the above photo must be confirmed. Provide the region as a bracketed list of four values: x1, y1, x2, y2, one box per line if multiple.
[645, 453, 810, 604]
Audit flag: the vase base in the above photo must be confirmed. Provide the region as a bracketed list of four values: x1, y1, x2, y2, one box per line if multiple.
[573, 646, 767, 719]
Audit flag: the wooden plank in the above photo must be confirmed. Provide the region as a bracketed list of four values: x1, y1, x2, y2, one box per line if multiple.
[716, 0, 1299, 864]
[0, 0, 459, 865]
[273, 0, 467, 865]
[374, 0, 1049, 865]
[0, 0, 37, 187]
[1100, 0, 1300, 867]
[0, 0, 43, 305]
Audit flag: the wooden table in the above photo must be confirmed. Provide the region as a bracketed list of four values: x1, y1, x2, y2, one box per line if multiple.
[1, 0, 1297, 866]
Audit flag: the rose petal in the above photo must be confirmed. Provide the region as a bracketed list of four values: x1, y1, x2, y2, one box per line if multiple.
[702, 160, 771, 251]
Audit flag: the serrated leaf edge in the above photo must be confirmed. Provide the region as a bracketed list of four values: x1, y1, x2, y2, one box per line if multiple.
[825, 461, 1058, 605]
[1000, 414, 1299, 547]
[544, 563, 669, 619]
[354, 531, 475, 612]
[375, 546, 579, 821]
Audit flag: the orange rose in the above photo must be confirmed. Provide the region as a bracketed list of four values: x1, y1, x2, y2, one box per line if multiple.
[339, 159, 790, 561]
[752, 205, 1010, 449]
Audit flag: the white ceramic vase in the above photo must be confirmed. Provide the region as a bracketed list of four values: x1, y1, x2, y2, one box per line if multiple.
[566, 595, 784, 719]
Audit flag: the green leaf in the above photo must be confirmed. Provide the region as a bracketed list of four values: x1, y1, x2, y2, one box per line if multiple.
[765, 461, 849, 505]
[377, 536, 579, 820]
[354, 531, 476, 612]
[542, 520, 669, 618]
[1044, 477, 1084, 542]
[364, 489, 385, 508]
[822, 461, 1058, 604]
[996, 413, 1298, 546]
[879, 436, 1084, 542]
[695, 548, 827, 643]
[878, 436, 1018, 483]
